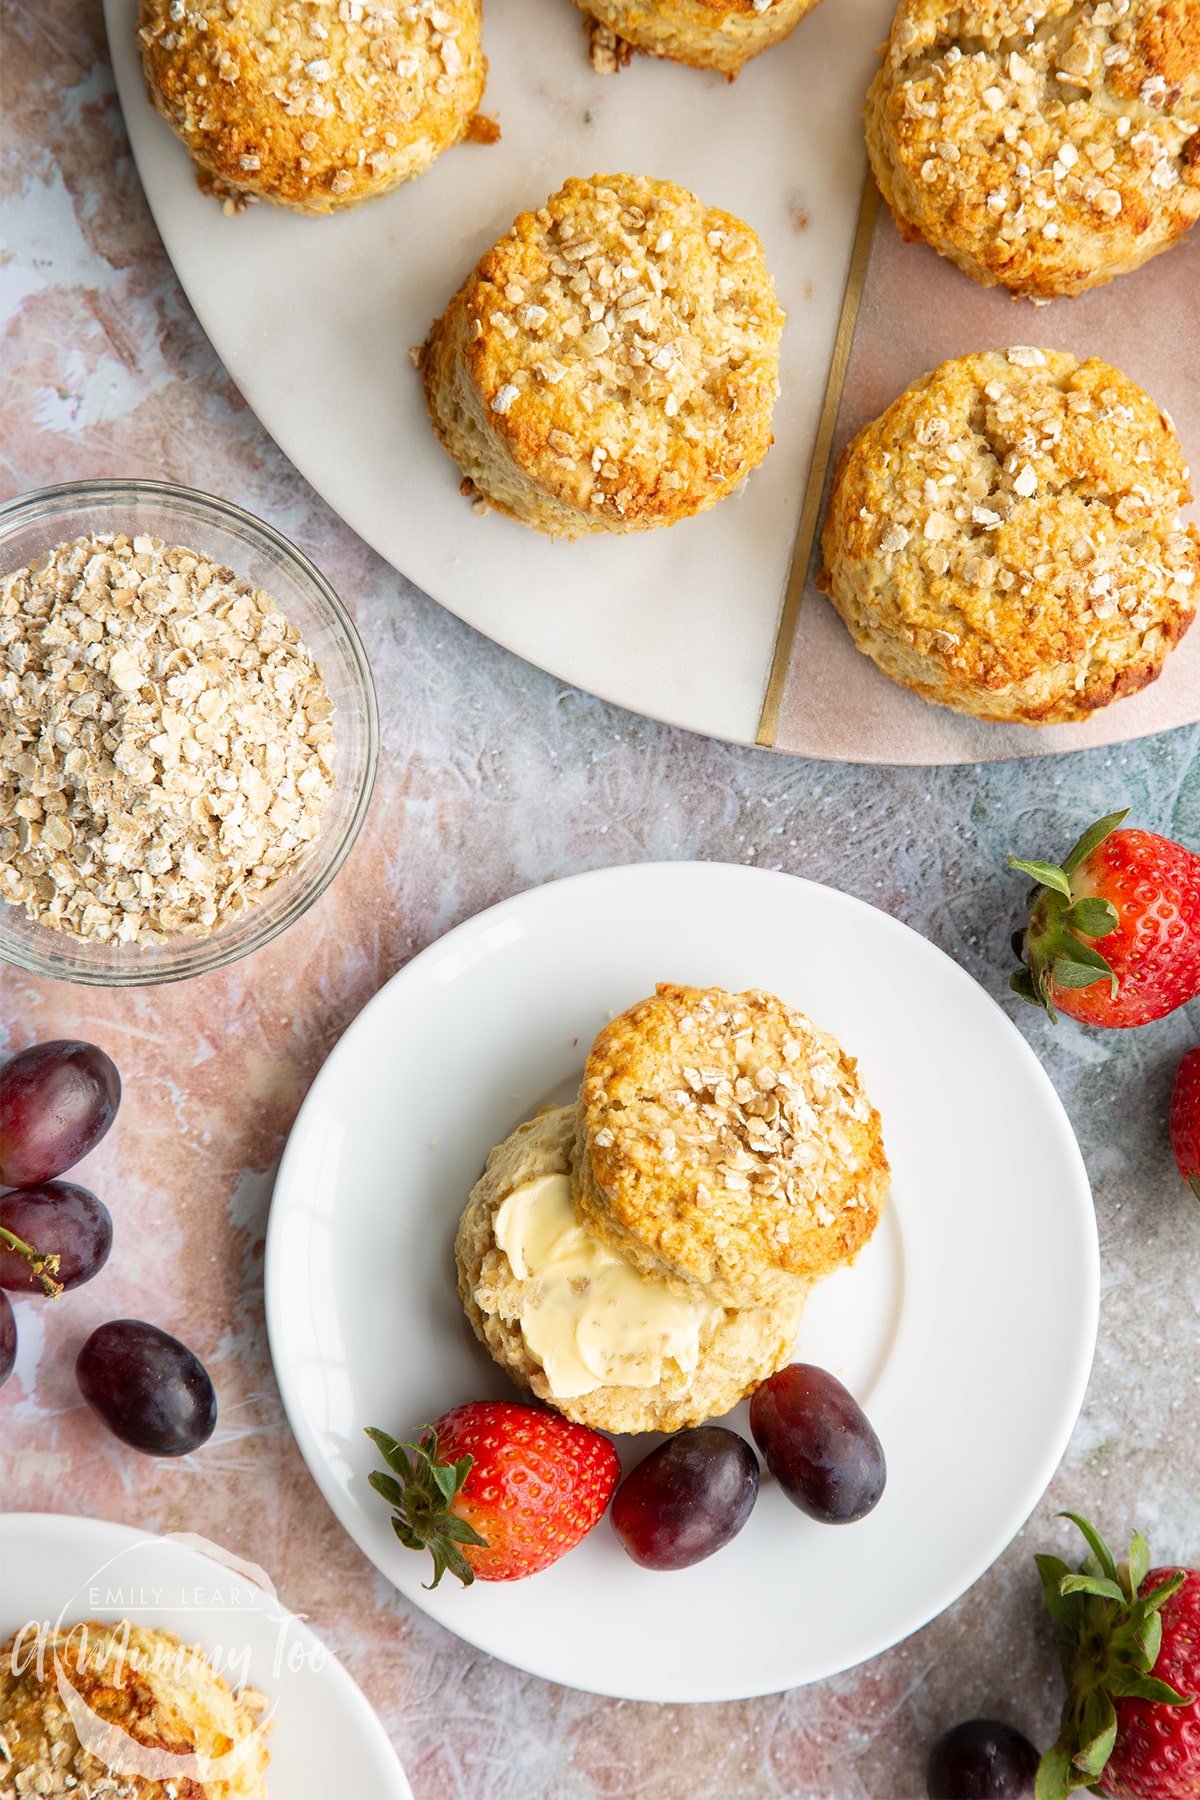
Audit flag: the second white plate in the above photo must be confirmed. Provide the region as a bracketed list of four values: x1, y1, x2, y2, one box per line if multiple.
[0, 1514, 411, 1798]
[265, 862, 1099, 1701]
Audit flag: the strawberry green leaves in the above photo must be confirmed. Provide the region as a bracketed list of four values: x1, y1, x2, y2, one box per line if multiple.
[365, 1424, 487, 1589]
[1009, 812, 1127, 1020]
[1036, 1515, 1191, 1800]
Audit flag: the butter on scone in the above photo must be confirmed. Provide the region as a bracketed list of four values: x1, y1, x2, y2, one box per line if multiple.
[137, 0, 485, 214]
[866, 0, 1200, 299]
[818, 348, 1199, 725]
[575, 0, 824, 77]
[576, 984, 888, 1310]
[455, 1105, 806, 1435]
[419, 173, 784, 537]
[0, 1622, 270, 1799]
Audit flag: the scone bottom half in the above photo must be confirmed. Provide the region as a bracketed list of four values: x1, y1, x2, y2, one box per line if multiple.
[818, 347, 1199, 726]
[419, 173, 784, 538]
[455, 1103, 810, 1435]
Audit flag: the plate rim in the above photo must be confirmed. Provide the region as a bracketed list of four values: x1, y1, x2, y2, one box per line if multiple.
[264, 860, 1100, 1701]
[0, 1509, 413, 1798]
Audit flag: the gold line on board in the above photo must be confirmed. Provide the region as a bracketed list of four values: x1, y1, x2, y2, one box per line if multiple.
[755, 177, 881, 749]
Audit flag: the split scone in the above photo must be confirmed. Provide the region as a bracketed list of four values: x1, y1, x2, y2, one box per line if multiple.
[576, 0, 824, 77]
[137, 0, 485, 214]
[818, 348, 1199, 724]
[0, 1622, 269, 1798]
[456, 1105, 807, 1434]
[420, 173, 784, 536]
[576, 984, 889, 1308]
[865, 0, 1200, 299]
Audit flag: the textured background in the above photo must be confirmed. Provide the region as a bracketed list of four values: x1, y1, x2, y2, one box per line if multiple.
[1, 5, 1198, 1796]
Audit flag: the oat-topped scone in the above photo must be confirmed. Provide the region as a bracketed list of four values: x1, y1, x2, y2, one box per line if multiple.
[419, 173, 784, 537]
[866, 0, 1200, 298]
[576, 0, 824, 78]
[456, 1105, 807, 1434]
[0, 1622, 270, 1799]
[575, 984, 889, 1308]
[818, 349, 1199, 725]
[137, 0, 485, 214]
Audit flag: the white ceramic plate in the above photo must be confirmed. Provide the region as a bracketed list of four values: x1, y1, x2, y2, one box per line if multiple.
[0, 1513, 412, 1798]
[102, 0, 898, 751]
[265, 862, 1099, 1702]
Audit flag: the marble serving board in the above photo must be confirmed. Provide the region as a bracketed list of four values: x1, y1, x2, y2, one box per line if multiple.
[103, 0, 1199, 761]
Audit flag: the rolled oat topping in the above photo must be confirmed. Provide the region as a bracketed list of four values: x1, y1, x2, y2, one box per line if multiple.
[0, 532, 335, 944]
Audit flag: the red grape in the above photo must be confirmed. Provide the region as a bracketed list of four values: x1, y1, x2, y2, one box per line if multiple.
[0, 1183, 113, 1295]
[76, 1320, 216, 1456]
[611, 1426, 760, 1570]
[0, 1041, 121, 1186]
[0, 1292, 15, 1387]
[749, 1363, 886, 1524]
[926, 1719, 1038, 1798]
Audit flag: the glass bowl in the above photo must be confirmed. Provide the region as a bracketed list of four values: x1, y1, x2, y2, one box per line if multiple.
[0, 479, 378, 986]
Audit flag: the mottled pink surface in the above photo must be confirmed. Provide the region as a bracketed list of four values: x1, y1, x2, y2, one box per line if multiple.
[775, 205, 1200, 761]
[2, 6, 1199, 1798]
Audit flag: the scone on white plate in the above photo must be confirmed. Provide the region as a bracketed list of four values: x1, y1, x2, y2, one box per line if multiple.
[456, 1104, 806, 1435]
[0, 1621, 270, 1799]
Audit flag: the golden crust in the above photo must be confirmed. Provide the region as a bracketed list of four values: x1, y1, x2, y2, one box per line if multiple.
[0, 1622, 269, 1799]
[420, 173, 783, 537]
[576, 984, 889, 1309]
[865, 0, 1200, 298]
[137, 0, 485, 214]
[455, 1105, 806, 1434]
[576, 0, 823, 75]
[818, 348, 1199, 725]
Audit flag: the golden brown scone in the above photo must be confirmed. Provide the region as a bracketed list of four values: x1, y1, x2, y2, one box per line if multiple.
[420, 173, 784, 537]
[818, 348, 1199, 724]
[456, 1105, 806, 1434]
[866, 0, 1200, 299]
[576, 984, 888, 1309]
[137, 0, 485, 214]
[0, 1622, 269, 1798]
[577, 0, 824, 77]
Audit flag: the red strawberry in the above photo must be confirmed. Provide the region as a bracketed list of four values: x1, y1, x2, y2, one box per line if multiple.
[1036, 1513, 1200, 1800]
[1171, 1048, 1200, 1200]
[1009, 810, 1200, 1027]
[365, 1401, 619, 1585]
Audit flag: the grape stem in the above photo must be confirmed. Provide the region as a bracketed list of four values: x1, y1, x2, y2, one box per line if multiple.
[0, 1226, 63, 1298]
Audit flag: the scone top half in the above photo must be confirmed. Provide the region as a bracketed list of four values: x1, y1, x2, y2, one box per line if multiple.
[819, 348, 1199, 725]
[866, 0, 1200, 297]
[575, 982, 889, 1308]
[137, 0, 485, 213]
[421, 173, 784, 536]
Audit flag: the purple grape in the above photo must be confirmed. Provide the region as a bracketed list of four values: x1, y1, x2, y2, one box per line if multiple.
[0, 1041, 121, 1186]
[76, 1320, 216, 1456]
[0, 1183, 113, 1294]
[611, 1426, 760, 1570]
[749, 1363, 886, 1524]
[0, 1291, 15, 1387]
[926, 1719, 1039, 1799]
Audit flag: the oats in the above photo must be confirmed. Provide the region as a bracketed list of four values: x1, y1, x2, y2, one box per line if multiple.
[0, 533, 335, 945]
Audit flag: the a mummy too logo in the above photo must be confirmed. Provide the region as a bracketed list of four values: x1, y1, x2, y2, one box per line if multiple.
[5, 1534, 325, 1784]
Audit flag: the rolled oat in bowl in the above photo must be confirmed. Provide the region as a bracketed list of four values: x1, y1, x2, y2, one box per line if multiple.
[0, 532, 335, 944]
